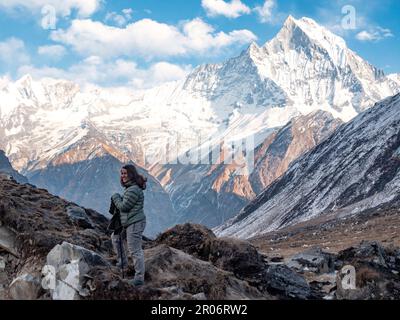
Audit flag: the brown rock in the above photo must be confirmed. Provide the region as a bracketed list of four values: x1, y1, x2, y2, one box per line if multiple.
[155, 223, 216, 259]
[144, 244, 267, 300]
[207, 237, 265, 278]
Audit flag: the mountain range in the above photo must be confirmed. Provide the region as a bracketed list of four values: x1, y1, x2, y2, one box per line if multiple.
[153, 110, 342, 228]
[216, 93, 400, 238]
[0, 16, 399, 236]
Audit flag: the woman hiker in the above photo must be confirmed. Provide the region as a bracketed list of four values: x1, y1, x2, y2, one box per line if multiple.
[111, 164, 147, 286]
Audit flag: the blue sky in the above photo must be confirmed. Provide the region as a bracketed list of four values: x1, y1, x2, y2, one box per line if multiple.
[0, 0, 399, 88]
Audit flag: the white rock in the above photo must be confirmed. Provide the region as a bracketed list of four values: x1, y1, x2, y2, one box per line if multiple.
[45, 241, 109, 300]
[192, 292, 207, 300]
[52, 260, 81, 300]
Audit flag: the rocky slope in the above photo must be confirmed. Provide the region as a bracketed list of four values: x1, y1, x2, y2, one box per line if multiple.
[216, 93, 400, 239]
[1, 175, 399, 300]
[153, 111, 342, 228]
[0, 150, 27, 184]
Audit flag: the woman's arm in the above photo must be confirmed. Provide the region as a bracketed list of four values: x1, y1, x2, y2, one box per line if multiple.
[111, 189, 139, 212]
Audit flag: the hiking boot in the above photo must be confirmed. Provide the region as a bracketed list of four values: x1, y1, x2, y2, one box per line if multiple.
[130, 278, 144, 287]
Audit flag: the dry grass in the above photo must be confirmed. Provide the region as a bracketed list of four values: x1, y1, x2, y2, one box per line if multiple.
[250, 208, 400, 259]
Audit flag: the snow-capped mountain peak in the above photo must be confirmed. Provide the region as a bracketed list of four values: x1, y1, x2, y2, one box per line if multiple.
[15, 73, 32, 85]
[388, 73, 400, 86]
[245, 41, 260, 56]
[281, 15, 347, 51]
[1, 16, 399, 175]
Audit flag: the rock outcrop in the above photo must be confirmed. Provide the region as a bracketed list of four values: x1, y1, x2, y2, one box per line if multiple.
[46, 241, 110, 300]
[287, 247, 336, 274]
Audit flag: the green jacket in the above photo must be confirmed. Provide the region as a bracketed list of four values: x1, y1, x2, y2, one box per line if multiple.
[111, 182, 145, 227]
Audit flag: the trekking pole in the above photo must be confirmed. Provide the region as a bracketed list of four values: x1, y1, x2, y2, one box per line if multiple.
[118, 230, 125, 279]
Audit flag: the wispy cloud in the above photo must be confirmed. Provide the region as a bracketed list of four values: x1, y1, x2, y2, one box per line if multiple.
[50, 18, 257, 59]
[105, 8, 133, 27]
[0, 0, 101, 17]
[37, 45, 66, 60]
[0, 38, 30, 67]
[18, 57, 192, 89]
[356, 27, 394, 42]
[201, 0, 251, 18]
[253, 0, 287, 25]
[254, 0, 275, 23]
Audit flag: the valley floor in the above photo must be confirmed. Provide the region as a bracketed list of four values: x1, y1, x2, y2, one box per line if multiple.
[250, 206, 400, 258]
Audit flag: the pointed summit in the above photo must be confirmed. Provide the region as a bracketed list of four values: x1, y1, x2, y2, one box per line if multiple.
[283, 14, 296, 26]
[267, 15, 348, 68]
[16, 74, 33, 86]
[280, 16, 347, 49]
[14, 74, 35, 99]
[248, 41, 259, 50]
[245, 41, 260, 57]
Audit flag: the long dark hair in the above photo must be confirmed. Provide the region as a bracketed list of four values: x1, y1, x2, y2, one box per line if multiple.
[121, 164, 147, 190]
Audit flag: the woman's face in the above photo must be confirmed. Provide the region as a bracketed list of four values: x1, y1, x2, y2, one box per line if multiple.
[120, 168, 129, 183]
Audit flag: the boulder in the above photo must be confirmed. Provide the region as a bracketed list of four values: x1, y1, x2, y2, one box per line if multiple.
[335, 265, 395, 300]
[66, 205, 94, 229]
[144, 244, 267, 300]
[50, 260, 82, 300]
[336, 241, 389, 268]
[287, 247, 335, 274]
[308, 272, 337, 299]
[9, 273, 42, 300]
[263, 265, 311, 299]
[0, 226, 18, 257]
[334, 241, 400, 300]
[268, 254, 284, 264]
[207, 237, 266, 279]
[155, 223, 216, 259]
[45, 241, 110, 300]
